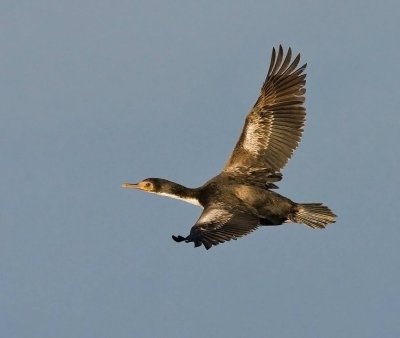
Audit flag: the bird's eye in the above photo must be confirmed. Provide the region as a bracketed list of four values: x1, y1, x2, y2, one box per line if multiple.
[138, 181, 153, 191]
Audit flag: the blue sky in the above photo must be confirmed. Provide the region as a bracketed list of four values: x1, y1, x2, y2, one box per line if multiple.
[1, 1, 400, 337]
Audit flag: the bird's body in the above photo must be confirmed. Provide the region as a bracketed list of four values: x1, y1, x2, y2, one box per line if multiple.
[123, 46, 336, 249]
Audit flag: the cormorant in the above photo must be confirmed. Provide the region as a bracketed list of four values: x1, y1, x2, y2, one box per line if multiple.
[122, 46, 336, 250]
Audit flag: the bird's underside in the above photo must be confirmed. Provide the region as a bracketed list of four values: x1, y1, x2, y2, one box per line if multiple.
[172, 196, 336, 250]
[123, 45, 337, 250]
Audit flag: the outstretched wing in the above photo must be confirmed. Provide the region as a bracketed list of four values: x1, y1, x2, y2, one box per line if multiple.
[224, 45, 307, 174]
[172, 203, 259, 250]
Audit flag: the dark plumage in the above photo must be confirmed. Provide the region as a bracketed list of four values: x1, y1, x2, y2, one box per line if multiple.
[122, 46, 336, 250]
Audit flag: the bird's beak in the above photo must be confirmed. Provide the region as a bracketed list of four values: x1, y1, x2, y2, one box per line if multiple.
[121, 182, 139, 189]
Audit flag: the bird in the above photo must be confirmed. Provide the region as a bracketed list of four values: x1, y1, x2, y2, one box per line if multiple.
[122, 45, 336, 250]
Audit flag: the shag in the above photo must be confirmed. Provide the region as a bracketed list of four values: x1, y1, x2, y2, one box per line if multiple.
[122, 46, 336, 250]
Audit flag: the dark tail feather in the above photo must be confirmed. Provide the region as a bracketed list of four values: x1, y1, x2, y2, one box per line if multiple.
[291, 203, 336, 229]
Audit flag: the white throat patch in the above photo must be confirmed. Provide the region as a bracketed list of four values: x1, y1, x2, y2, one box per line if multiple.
[154, 192, 202, 207]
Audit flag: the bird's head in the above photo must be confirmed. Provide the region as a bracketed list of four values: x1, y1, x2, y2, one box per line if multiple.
[121, 178, 163, 193]
[122, 178, 200, 206]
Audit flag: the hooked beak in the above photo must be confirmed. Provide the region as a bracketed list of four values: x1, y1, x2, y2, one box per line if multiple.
[121, 182, 139, 189]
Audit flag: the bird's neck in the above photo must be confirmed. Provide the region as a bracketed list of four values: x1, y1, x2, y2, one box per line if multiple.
[157, 182, 202, 207]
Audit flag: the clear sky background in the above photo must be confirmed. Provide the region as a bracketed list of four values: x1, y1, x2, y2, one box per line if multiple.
[1, 1, 399, 337]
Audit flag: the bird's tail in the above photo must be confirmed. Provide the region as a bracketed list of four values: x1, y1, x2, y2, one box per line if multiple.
[290, 203, 336, 229]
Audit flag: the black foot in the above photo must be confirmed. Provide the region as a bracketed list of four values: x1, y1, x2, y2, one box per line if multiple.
[172, 235, 186, 243]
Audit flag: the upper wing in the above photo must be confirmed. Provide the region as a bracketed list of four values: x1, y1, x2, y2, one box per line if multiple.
[172, 203, 259, 250]
[223, 45, 307, 174]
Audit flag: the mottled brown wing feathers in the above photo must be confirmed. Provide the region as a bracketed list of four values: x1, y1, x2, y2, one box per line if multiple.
[224, 46, 307, 174]
[173, 204, 259, 250]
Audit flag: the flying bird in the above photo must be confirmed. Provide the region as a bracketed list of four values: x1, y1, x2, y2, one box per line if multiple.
[122, 46, 336, 250]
